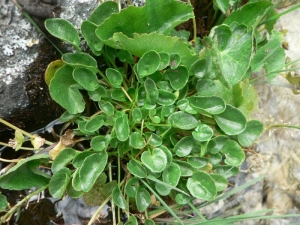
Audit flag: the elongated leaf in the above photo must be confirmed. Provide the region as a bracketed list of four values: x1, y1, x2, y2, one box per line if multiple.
[168, 112, 198, 130]
[188, 96, 226, 115]
[127, 159, 147, 178]
[52, 148, 78, 173]
[85, 115, 104, 133]
[210, 174, 228, 192]
[214, 105, 247, 135]
[45, 18, 80, 48]
[187, 171, 216, 201]
[81, 21, 103, 56]
[112, 186, 127, 209]
[115, 114, 130, 141]
[50, 65, 85, 114]
[136, 187, 150, 212]
[144, 78, 159, 104]
[79, 152, 108, 192]
[174, 136, 196, 157]
[162, 163, 181, 186]
[91, 136, 108, 151]
[237, 120, 264, 147]
[49, 168, 71, 198]
[62, 53, 98, 72]
[106, 68, 123, 88]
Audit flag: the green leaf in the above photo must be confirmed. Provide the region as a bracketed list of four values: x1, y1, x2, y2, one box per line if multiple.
[111, 33, 199, 68]
[115, 113, 130, 141]
[168, 112, 198, 130]
[127, 159, 147, 178]
[187, 171, 216, 201]
[91, 136, 108, 151]
[215, 165, 239, 178]
[188, 96, 226, 115]
[52, 148, 78, 173]
[164, 66, 188, 90]
[111, 89, 126, 101]
[85, 115, 104, 132]
[214, 105, 247, 135]
[129, 132, 146, 149]
[81, 21, 103, 56]
[132, 108, 143, 122]
[73, 68, 99, 91]
[162, 163, 181, 187]
[251, 30, 285, 80]
[50, 65, 85, 114]
[0, 193, 8, 210]
[125, 177, 139, 198]
[158, 52, 170, 70]
[155, 183, 171, 196]
[112, 186, 127, 209]
[174, 136, 196, 157]
[192, 124, 214, 142]
[144, 219, 155, 225]
[125, 216, 138, 225]
[136, 187, 151, 212]
[144, 78, 159, 104]
[174, 160, 194, 177]
[14, 130, 24, 151]
[88, 1, 118, 25]
[169, 53, 181, 69]
[189, 59, 207, 78]
[210, 174, 228, 192]
[98, 100, 114, 117]
[214, 0, 230, 14]
[66, 181, 84, 198]
[157, 90, 177, 106]
[224, 1, 272, 29]
[88, 85, 107, 101]
[96, 0, 193, 46]
[207, 136, 228, 154]
[73, 151, 95, 168]
[62, 53, 98, 72]
[177, 99, 197, 114]
[144, 132, 162, 147]
[0, 154, 50, 190]
[158, 145, 173, 166]
[137, 51, 161, 77]
[237, 120, 264, 147]
[106, 68, 123, 88]
[118, 49, 134, 64]
[141, 148, 167, 173]
[196, 79, 218, 96]
[45, 18, 80, 48]
[79, 152, 108, 192]
[187, 157, 208, 169]
[49, 168, 71, 198]
[221, 140, 245, 166]
[210, 23, 253, 86]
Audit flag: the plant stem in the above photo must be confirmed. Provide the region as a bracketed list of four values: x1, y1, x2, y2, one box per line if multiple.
[109, 162, 117, 225]
[0, 185, 48, 224]
[188, 0, 197, 43]
[87, 195, 112, 225]
[0, 118, 53, 145]
[0, 141, 41, 151]
[140, 179, 185, 225]
[266, 124, 300, 131]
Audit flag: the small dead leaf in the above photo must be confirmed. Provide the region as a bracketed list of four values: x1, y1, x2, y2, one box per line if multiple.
[49, 130, 75, 160]
[31, 135, 45, 149]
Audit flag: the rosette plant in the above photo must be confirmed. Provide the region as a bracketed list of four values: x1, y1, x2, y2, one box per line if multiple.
[0, 0, 288, 224]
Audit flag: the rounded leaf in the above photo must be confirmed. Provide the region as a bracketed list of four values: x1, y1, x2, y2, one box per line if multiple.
[214, 105, 247, 135]
[115, 114, 130, 141]
[174, 160, 194, 177]
[52, 148, 78, 173]
[196, 79, 218, 96]
[215, 165, 239, 178]
[106, 68, 123, 88]
[168, 111, 198, 130]
[88, 1, 119, 25]
[237, 120, 264, 147]
[45, 18, 80, 47]
[85, 115, 104, 132]
[91, 136, 107, 151]
[210, 174, 228, 192]
[221, 140, 245, 166]
[192, 124, 213, 142]
[88, 85, 107, 101]
[174, 136, 196, 157]
[125, 177, 140, 198]
[144, 132, 162, 147]
[187, 157, 208, 169]
[62, 53, 98, 71]
[136, 187, 150, 212]
[127, 159, 147, 178]
[169, 53, 181, 69]
[137, 50, 160, 77]
[132, 108, 143, 122]
[129, 132, 146, 149]
[187, 171, 216, 201]
[207, 136, 228, 154]
[189, 96, 226, 115]
[49, 168, 71, 198]
[157, 89, 177, 106]
[141, 148, 167, 173]
[45, 59, 65, 86]
[112, 186, 126, 209]
[144, 78, 159, 104]
[162, 163, 181, 186]
[98, 100, 114, 116]
[158, 52, 170, 70]
[189, 59, 207, 78]
[164, 66, 189, 90]
[73, 68, 99, 91]
[81, 21, 103, 56]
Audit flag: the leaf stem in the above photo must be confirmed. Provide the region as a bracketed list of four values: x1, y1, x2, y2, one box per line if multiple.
[0, 185, 48, 224]
[87, 194, 112, 225]
[0, 142, 42, 151]
[188, 0, 197, 43]
[140, 179, 185, 225]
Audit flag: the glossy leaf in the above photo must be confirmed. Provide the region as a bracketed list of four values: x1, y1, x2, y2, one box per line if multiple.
[221, 140, 245, 166]
[237, 120, 264, 147]
[158, 52, 170, 70]
[187, 171, 216, 201]
[174, 160, 194, 177]
[129, 132, 146, 149]
[50, 65, 85, 114]
[174, 136, 196, 157]
[196, 79, 218, 96]
[115, 114, 130, 141]
[144, 132, 162, 147]
[177, 99, 197, 114]
[215, 165, 239, 178]
[210, 174, 228, 192]
[192, 124, 213, 142]
[98, 100, 114, 117]
[162, 163, 181, 187]
[106, 68, 123, 88]
[45, 59, 65, 86]
[62, 53, 98, 72]
[144, 78, 159, 104]
[85, 115, 104, 132]
[168, 112, 198, 130]
[157, 89, 177, 106]
[155, 183, 171, 196]
[214, 105, 247, 135]
[136, 187, 150, 212]
[88, 1, 118, 25]
[72, 68, 99, 92]
[169, 53, 181, 69]
[79, 151, 108, 192]
[137, 51, 161, 77]
[45, 18, 80, 48]
[132, 108, 143, 122]
[127, 159, 147, 178]
[164, 66, 188, 90]
[118, 49, 134, 64]
[91, 136, 107, 151]
[125, 177, 139, 198]
[189, 59, 207, 78]
[125, 216, 138, 225]
[141, 148, 167, 173]
[73, 151, 95, 168]
[187, 157, 208, 169]
[207, 136, 228, 154]
[210, 23, 253, 86]
[88, 85, 107, 101]
[158, 145, 173, 166]
[49, 168, 71, 198]
[112, 186, 127, 209]
[66, 182, 84, 198]
[52, 148, 78, 173]
[189, 96, 226, 115]
[81, 21, 103, 56]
